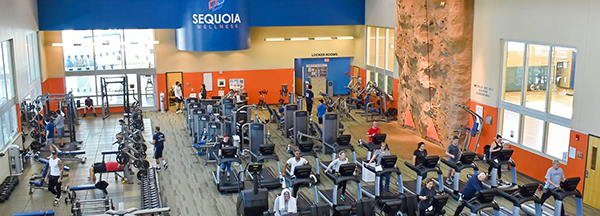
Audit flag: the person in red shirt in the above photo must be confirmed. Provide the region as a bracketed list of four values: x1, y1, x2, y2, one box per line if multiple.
[366, 121, 381, 143]
[89, 161, 125, 183]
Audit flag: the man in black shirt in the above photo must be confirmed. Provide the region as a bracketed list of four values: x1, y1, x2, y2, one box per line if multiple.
[218, 135, 234, 180]
[83, 96, 97, 117]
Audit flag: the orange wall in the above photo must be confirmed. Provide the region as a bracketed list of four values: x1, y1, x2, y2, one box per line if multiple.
[470, 101, 587, 192]
[41, 78, 66, 110]
[157, 69, 294, 106]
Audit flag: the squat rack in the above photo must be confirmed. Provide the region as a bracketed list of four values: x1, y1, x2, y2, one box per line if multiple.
[100, 76, 133, 119]
[35, 92, 82, 146]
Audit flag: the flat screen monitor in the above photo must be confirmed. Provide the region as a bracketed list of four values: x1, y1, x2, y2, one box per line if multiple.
[248, 163, 262, 173]
[338, 163, 356, 176]
[259, 144, 275, 155]
[298, 143, 314, 152]
[294, 165, 311, 178]
[380, 155, 397, 169]
[496, 149, 514, 162]
[422, 156, 439, 168]
[372, 134, 387, 145]
[561, 177, 580, 192]
[459, 152, 476, 164]
[221, 146, 237, 158]
[337, 135, 351, 146]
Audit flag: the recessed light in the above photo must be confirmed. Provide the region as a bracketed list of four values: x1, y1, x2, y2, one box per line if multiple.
[265, 38, 285, 42]
[290, 37, 309, 41]
[336, 36, 354, 40]
[314, 37, 332, 41]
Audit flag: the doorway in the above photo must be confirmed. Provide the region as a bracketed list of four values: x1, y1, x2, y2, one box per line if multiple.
[584, 135, 600, 209]
[138, 74, 157, 110]
[165, 72, 183, 111]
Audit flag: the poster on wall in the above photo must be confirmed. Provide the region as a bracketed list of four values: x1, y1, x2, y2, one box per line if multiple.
[229, 79, 245, 91]
[203, 73, 213, 91]
[306, 64, 328, 77]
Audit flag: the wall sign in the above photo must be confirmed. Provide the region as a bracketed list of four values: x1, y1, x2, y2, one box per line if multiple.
[473, 84, 494, 98]
[306, 64, 328, 77]
[176, 0, 250, 51]
[311, 53, 338, 57]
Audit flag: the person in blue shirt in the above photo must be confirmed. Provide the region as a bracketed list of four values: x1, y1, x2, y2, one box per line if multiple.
[305, 84, 314, 115]
[151, 126, 168, 170]
[45, 117, 60, 153]
[316, 99, 327, 124]
[454, 172, 487, 216]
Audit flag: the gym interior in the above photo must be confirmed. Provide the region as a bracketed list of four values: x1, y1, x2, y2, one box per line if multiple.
[1, 0, 600, 215]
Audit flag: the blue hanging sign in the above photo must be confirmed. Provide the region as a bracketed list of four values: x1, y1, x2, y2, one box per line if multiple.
[176, 0, 250, 52]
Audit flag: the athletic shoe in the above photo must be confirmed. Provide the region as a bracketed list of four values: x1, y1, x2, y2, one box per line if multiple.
[54, 198, 60, 206]
[156, 166, 161, 171]
[163, 163, 168, 169]
[340, 195, 345, 201]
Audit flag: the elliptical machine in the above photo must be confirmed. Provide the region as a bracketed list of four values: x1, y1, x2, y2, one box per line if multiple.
[237, 163, 269, 216]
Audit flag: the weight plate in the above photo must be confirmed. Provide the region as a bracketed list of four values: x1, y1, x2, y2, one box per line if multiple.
[137, 170, 147, 180]
[116, 153, 130, 165]
[142, 160, 150, 170]
[133, 160, 143, 169]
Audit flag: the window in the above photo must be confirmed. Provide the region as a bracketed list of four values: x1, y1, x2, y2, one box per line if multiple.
[26, 33, 41, 83]
[0, 41, 14, 106]
[61, 29, 156, 71]
[387, 75, 394, 95]
[386, 29, 395, 71]
[367, 27, 376, 66]
[376, 28, 386, 68]
[366, 26, 396, 97]
[498, 40, 577, 161]
[377, 73, 385, 89]
[0, 106, 18, 149]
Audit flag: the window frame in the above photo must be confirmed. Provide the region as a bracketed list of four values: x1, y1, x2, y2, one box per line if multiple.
[365, 26, 396, 94]
[0, 40, 18, 150]
[497, 39, 577, 162]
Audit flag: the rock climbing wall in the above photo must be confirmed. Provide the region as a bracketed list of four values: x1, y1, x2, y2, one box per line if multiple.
[395, 0, 473, 144]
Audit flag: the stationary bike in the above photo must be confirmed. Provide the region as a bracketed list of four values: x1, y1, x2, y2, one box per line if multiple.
[258, 90, 268, 110]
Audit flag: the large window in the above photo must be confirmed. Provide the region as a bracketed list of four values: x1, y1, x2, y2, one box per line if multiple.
[26, 33, 41, 83]
[0, 40, 18, 149]
[61, 30, 156, 72]
[366, 26, 396, 96]
[499, 40, 577, 161]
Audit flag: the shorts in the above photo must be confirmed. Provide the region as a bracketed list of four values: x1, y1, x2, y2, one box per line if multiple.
[175, 97, 182, 103]
[93, 162, 107, 173]
[154, 146, 164, 159]
[318, 117, 323, 124]
[46, 138, 53, 146]
[57, 127, 65, 137]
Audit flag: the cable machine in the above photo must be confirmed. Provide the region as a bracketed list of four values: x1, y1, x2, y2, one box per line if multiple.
[35, 92, 82, 148]
[101, 76, 131, 119]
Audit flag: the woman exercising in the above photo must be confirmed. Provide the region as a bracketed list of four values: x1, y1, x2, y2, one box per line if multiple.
[419, 177, 438, 216]
[368, 143, 391, 192]
[488, 135, 503, 180]
[89, 161, 125, 183]
[413, 142, 428, 180]
[325, 151, 350, 201]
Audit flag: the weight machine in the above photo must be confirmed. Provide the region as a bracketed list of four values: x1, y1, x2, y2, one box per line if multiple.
[101, 76, 133, 120]
[455, 103, 484, 156]
[34, 92, 82, 150]
[359, 82, 396, 122]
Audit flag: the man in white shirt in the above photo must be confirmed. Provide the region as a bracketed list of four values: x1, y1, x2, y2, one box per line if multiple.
[45, 150, 64, 206]
[174, 81, 183, 114]
[283, 150, 309, 197]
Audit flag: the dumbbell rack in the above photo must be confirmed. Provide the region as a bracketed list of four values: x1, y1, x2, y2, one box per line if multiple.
[140, 168, 162, 209]
[71, 197, 114, 216]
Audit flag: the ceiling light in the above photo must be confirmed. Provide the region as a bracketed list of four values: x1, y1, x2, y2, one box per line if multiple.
[336, 36, 354, 40]
[314, 37, 332, 41]
[290, 37, 309, 41]
[52, 43, 63, 47]
[265, 38, 285, 42]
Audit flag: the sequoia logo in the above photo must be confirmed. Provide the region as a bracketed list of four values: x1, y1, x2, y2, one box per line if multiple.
[192, 0, 242, 29]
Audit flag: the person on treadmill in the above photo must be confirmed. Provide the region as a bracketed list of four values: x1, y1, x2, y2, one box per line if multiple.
[368, 143, 391, 192]
[446, 136, 461, 185]
[454, 172, 487, 216]
[283, 149, 309, 197]
[218, 135, 234, 180]
[89, 161, 125, 183]
[419, 177, 438, 216]
[273, 188, 297, 216]
[366, 121, 381, 143]
[540, 160, 566, 216]
[488, 135, 503, 181]
[324, 151, 350, 201]
[413, 142, 428, 180]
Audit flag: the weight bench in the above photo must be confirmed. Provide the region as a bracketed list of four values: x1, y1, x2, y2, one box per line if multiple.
[57, 150, 87, 164]
[12, 210, 55, 216]
[28, 158, 70, 194]
[65, 183, 108, 204]
[100, 150, 127, 182]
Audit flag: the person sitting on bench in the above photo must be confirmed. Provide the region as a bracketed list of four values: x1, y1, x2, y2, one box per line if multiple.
[366, 121, 381, 143]
[89, 162, 125, 183]
[454, 172, 487, 216]
[83, 96, 97, 117]
[282, 149, 309, 197]
[273, 188, 297, 216]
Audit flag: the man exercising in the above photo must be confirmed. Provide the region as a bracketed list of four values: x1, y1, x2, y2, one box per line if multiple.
[366, 121, 381, 143]
[54, 110, 65, 148]
[274, 188, 297, 216]
[151, 126, 168, 170]
[454, 172, 487, 216]
[540, 160, 566, 216]
[445, 136, 461, 185]
[83, 96, 97, 117]
[45, 150, 63, 206]
[219, 135, 234, 180]
[89, 161, 125, 183]
[305, 84, 314, 115]
[283, 149, 310, 197]
[45, 117, 60, 153]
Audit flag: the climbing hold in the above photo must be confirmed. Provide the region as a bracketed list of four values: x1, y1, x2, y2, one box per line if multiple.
[441, 21, 445, 25]
[443, 52, 447, 56]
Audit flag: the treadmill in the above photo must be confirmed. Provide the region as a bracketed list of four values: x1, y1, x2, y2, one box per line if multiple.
[521, 177, 584, 216]
[479, 183, 541, 216]
[247, 144, 282, 190]
[455, 189, 501, 216]
[482, 149, 518, 193]
[212, 146, 245, 193]
[357, 134, 386, 163]
[320, 135, 357, 170]
[437, 152, 479, 199]
[403, 156, 444, 195]
[318, 163, 368, 215]
[287, 142, 321, 182]
[287, 165, 330, 216]
[361, 155, 405, 215]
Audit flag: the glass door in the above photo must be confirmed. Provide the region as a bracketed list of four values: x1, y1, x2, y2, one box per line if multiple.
[138, 74, 156, 109]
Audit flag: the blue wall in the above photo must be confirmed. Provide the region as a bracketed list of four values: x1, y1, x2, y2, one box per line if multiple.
[38, 0, 181, 30]
[295, 57, 352, 95]
[38, 0, 365, 30]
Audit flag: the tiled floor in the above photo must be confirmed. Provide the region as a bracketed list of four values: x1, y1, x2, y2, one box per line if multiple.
[1, 116, 153, 215]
